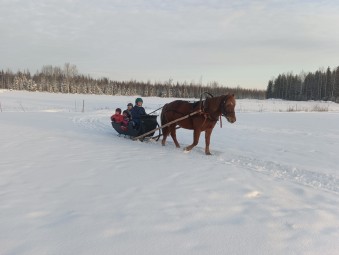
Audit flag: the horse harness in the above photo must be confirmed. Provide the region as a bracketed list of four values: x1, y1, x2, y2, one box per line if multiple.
[200, 95, 234, 120]
[163, 94, 234, 129]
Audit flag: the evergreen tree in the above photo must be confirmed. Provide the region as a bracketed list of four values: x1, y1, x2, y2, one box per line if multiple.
[334, 66, 339, 102]
[266, 80, 273, 98]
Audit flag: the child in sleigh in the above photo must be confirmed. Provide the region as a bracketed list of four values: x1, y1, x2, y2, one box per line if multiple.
[120, 110, 130, 131]
[111, 108, 123, 123]
[111, 108, 130, 132]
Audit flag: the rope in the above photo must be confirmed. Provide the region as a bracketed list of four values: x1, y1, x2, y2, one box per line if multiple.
[148, 106, 163, 115]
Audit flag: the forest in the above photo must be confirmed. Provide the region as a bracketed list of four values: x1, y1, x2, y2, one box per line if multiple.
[4, 64, 338, 103]
[0, 63, 265, 99]
[266, 66, 339, 103]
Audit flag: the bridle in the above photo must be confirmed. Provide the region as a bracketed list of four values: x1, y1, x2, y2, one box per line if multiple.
[194, 95, 233, 124]
[219, 95, 235, 118]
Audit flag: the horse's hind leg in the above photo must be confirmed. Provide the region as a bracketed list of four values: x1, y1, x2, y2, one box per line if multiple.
[161, 126, 170, 146]
[170, 125, 180, 148]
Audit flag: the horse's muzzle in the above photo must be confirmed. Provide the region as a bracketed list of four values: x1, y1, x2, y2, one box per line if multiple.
[226, 115, 236, 123]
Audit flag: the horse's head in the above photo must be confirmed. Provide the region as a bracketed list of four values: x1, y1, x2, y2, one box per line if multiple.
[221, 94, 236, 123]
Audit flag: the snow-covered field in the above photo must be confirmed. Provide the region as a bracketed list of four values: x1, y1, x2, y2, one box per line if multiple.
[1, 90, 339, 255]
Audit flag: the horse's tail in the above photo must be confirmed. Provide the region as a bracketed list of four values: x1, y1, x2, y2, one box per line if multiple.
[161, 103, 168, 126]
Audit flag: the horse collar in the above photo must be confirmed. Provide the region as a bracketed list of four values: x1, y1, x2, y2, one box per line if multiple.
[220, 97, 227, 116]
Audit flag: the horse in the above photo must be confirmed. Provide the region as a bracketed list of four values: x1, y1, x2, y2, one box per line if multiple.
[161, 94, 236, 155]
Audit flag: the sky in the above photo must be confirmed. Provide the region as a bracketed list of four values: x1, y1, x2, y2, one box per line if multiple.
[1, 0, 339, 89]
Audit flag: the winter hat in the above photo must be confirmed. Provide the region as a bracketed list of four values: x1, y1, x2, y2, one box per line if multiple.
[115, 108, 122, 114]
[123, 110, 130, 117]
[135, 98, 143, 104]
[127, 103, 133, 107]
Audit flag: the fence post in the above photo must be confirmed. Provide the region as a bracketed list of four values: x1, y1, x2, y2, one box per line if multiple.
[19, 102, 25, 112]
[82, 100, 84, 112]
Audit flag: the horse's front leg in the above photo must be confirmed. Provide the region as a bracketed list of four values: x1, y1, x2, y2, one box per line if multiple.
[205, 128, 213, 155]
[184, 129, 201, 152]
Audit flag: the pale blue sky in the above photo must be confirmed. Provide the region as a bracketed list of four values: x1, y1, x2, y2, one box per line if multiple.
[1, 0, 339, 89]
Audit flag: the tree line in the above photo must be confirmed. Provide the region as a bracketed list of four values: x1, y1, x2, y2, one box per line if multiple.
[266, 66, 339, 103]
[0, 63, 265, 99]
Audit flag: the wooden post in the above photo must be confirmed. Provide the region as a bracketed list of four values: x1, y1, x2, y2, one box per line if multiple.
[19, 102, 25, 112]
[82, 100, 84, 112]
[132, 110, 201, 141]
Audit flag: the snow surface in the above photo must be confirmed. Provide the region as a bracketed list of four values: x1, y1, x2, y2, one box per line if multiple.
[1, 90, 339, 255]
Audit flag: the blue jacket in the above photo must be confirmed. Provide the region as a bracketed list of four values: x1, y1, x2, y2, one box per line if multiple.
[131, 106, 146, 121]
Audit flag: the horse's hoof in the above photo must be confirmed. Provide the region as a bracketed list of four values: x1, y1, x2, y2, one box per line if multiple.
[184, 147, 191, 153]
[205, 152, 212, 155]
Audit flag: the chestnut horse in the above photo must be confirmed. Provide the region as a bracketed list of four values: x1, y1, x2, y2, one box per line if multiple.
[161, 94, 236, 155]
